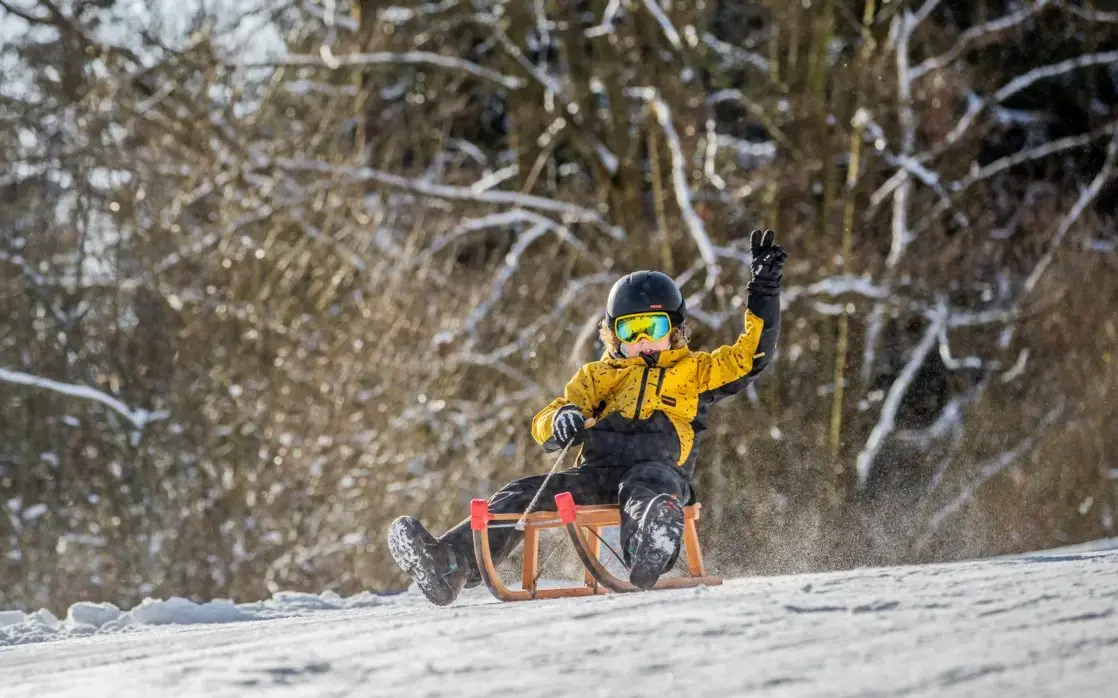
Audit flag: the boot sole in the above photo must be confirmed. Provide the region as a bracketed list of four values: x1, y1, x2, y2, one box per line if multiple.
[387, 517, 458, 606]
[629, 497, 685, 590]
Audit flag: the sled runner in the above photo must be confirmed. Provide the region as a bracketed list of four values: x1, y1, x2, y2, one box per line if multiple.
[469, 492, 722, 601]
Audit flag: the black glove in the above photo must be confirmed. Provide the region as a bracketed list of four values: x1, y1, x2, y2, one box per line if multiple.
[747, 228, 788, 297]
[551, 406, 586, 447]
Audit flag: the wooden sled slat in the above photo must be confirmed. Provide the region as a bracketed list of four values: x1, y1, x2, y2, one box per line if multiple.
[469, 493, 721, 602]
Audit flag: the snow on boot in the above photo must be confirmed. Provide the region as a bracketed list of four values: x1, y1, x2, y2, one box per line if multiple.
[627, 494, 685, 590]
[387, 516, 468, 606]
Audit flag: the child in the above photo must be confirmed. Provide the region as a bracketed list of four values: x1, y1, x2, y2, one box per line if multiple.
[388, 229, 787, 605]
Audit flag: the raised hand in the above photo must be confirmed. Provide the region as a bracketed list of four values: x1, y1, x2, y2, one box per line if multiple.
[748, 228, 788, 296]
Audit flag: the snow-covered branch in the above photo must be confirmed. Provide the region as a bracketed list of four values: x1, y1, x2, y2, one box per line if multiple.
[908, 0, 945, 33]
[707, 90, 798, 154]
[856, 109, 966, 226]
[866, 168, 907, 217]
[452, 350, 544, 394]
[430, 209, 550, 253]
[462, 221, 552, 335]
[301, 0, 357, 31]
[895, 381, 987, 449]
[0, 368, 169, 431]
[1021, 131, 1118, 298]
[584, 0, 622, 38]
[995, 50, 1118, 104]
[469, 165, 519, 194]
[856, 303, 947, 488]
[999, 349, 1031, 384]
[1064, 4, 1118, 23]
[938, 326, 997, 371]
[427, 209, 602, 272]
[241, 51, 526, 90]
[862, 13, 918, 386]
[378, 0, 460, 25]
[628, 87, 720, 289]
[465, 272, 616, 363]
[714, 134, 778, 169]
[702, 34, 770, 73]
[640, 0, 682, 49]
[1085, 239, 1116, 253]
[781, 275, 891, 307]
[906, 124, 1118, 236]
[270, 158, 621, 237]
[478, 17, 563, 95]
[953, 123, 1118, 193]
[943, 307, 1018, 328]
[908, 1, 1054, 80]
[933, 50, 1118, 155]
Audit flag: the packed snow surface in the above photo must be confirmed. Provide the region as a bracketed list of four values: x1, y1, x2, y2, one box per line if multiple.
[2, 542, 1116, 697]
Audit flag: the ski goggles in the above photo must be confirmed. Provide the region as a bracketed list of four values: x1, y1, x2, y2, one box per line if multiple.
[613, 312, 672, 344]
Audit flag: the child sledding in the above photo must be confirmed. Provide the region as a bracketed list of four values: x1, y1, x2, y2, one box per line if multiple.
[388, 230, 788, 605]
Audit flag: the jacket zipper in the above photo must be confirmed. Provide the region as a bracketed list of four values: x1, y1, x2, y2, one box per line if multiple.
[655, 368, 667, 396]
[633, 366, 651, 419]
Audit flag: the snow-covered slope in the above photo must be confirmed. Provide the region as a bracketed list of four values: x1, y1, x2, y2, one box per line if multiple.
[2, 544, 1116, 697]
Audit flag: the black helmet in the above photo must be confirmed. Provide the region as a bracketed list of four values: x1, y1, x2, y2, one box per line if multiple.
[606, 271, 686, 325]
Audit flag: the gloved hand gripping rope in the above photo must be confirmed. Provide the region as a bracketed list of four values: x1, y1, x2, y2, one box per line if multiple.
[514, 408, 595, 531]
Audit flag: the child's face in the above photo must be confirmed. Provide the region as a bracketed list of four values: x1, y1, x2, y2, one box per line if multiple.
[619, 335, 672, 358]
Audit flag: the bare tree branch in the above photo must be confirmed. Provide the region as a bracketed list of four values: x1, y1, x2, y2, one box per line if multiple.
[585, 0, 622, 37]
[955, 122, 1118, 193]
[702, 33, 770, 73]
[640, 0, 683, 49]
[1020, 131, 1118, 299]
[0, 368, 169, 431]
[856, 302, 947, 488]
[269, 158, 622, 237]
[937, 325, 998, 371]
[908, 0, 945, 33]
[909, 0, 1055, 80]
[378, 0, 460, 26]
[934, 50, 1118, 154]
[240, 51, 527, 90]
[862, 13, 918, 386]
[475, 14, 563, 94]
[628, 87, 720, 289]
[995, 50, 1118, 103]
[781, 275, 892, 306]
[1064, 3, 1118, 23]
[909, 123, 1118, 235]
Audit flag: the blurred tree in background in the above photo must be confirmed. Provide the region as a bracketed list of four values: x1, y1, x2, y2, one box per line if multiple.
[1, 0, 1116, 611]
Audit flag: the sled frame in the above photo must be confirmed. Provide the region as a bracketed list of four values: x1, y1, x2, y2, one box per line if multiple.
[470, 493, 722, 602]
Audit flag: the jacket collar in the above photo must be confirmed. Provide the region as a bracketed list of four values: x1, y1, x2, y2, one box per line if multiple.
[603, 346, 691, 368]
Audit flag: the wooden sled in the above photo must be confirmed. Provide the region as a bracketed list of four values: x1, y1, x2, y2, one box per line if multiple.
[470, 492, 722, 601]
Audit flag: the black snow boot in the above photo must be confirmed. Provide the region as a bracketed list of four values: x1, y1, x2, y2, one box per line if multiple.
[387, 516, 471, 606]
[627, 494, 685, 590]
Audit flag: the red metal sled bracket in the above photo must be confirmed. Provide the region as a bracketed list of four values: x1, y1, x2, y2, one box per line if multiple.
[470, 498, 491, 531]
[555, 491, 577, 524]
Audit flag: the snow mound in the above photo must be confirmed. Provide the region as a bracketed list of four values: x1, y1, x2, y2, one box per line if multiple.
[128, 598, 253, 626]
[0, 589, 403, 647]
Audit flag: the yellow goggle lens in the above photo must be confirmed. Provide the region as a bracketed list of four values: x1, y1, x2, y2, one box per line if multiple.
[614, 313, 672, 343]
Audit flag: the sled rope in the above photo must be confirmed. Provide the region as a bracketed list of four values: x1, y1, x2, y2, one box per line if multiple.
[514, 438, 576, 531]
[514, 418, 596, 532]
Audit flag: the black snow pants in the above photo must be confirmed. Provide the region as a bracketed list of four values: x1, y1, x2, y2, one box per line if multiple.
[441, 461, 692, 579]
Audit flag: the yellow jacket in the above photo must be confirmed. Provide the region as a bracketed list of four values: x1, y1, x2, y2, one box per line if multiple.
[532, 303, 779, 478]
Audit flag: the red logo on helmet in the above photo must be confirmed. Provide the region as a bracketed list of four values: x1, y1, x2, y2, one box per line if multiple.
[650, 304, 662, 309]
